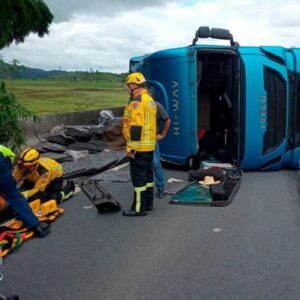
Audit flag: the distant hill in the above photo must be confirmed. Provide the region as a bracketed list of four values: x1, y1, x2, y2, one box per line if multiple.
[17, 68, 68, 79]
[0, 60, 127, 82]
[17, 67, 127, 82]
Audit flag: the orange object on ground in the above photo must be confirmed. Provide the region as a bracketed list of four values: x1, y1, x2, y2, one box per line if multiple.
[29, 199, 41, 213]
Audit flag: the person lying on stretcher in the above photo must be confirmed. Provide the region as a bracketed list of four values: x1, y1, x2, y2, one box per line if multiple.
[13, 148, 75, 204]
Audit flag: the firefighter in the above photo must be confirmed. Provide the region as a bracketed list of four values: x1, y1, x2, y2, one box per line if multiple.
[13, 148, 75, 204]
[122, 72, 157, 216]
[0, 145, 50, 237]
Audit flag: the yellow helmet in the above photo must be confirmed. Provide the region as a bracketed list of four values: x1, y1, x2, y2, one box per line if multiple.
[126, 72, 146, 85]
[17, 148, 40, 167]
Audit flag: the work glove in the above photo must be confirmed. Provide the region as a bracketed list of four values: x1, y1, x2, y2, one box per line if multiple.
[21, 191, 29, 199]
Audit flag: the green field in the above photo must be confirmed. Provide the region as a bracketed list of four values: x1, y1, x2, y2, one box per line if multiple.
[5, 79, 128, 116]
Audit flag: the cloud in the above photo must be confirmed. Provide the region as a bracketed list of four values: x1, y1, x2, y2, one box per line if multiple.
[2, 0, 300, 73]
[44, 0, 172, 22]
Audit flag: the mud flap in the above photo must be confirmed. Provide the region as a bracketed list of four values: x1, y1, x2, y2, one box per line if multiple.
[80, 181, 121, 213]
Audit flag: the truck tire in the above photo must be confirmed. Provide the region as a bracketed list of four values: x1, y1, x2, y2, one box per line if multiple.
[188, 155, 201, 170]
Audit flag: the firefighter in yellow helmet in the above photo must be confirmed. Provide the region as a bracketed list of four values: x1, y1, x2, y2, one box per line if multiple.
[13, 148, 75, 204]
[122, 72, 157, 216]
[0, 145, 50, 237]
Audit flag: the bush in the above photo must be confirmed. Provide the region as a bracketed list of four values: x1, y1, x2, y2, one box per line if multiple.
[0, 82, 36, 151]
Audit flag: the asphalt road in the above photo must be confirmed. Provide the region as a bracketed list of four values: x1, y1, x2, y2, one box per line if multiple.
[1, 169, 300, 300]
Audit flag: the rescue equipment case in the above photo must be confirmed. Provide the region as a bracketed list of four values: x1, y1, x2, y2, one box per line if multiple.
[81, 181, 121, 213]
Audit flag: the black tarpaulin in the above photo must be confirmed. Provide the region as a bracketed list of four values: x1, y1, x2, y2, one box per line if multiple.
[40, 152, 73, 163]
[90, 167, 131, 182]
[68, 140, 106, 153]
[36, 142, 68, 153]
[62, 150, 127, 179]
[46, 135, 74, 146]
[65, 126, 94, 141]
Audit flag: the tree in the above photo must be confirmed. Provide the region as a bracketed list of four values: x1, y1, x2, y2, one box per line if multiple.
[0, 0, 53, 49]
[0, 82, 35, 151]
[0, 59, 26, 80]
[0, 0, 53, 150]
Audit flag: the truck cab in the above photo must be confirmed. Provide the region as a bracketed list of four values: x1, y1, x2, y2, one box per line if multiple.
[129, 26, 300, 170]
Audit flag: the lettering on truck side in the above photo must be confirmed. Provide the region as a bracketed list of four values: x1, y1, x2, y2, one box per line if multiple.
[172, 80, 180, 136]
[260, 95, 267, 129]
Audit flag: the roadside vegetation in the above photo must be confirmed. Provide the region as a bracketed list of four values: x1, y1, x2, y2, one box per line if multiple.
[0, 0, 127, 151]
[5, 78, 128, 116]
[0, 0, 53, 150]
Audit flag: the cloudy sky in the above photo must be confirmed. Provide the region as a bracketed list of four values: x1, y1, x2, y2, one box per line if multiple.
[2, 0, 300, 73]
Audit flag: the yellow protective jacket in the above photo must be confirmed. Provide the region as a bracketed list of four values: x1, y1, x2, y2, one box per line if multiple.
[13, 157, 64, 198]
[123, 89, 157, 152]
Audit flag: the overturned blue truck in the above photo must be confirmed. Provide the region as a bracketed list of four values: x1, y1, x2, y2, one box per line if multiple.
[129, 26, 300, 171]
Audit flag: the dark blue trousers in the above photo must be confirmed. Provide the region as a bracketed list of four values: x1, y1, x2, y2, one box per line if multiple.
[0, 154, 39, 229]
[130, 151, 154, 212]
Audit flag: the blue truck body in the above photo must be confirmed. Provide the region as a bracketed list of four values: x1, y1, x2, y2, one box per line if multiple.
[129, 28, 300, 170]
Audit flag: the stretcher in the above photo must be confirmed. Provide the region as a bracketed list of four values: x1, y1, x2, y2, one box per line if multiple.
[0, 199, 64, 258]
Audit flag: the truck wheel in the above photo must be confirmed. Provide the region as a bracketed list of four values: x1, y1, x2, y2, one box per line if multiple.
[188, 156, 201, 170]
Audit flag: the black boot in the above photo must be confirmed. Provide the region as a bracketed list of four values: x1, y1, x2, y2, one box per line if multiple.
[67, 180, 75, 191]
[33, 222, 51, 237]
[122, 210, 147, 217]
[59, 180, 75, 203]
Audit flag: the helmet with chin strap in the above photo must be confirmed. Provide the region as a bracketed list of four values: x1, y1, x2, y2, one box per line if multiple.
[126, 72, 146, 86]
[17, 148, 40, 167]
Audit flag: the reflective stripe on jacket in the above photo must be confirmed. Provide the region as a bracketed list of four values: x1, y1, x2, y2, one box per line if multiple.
[13, 157, 64, 198]
[123, 89, 157, 152]
[0, 145, 15, 164]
